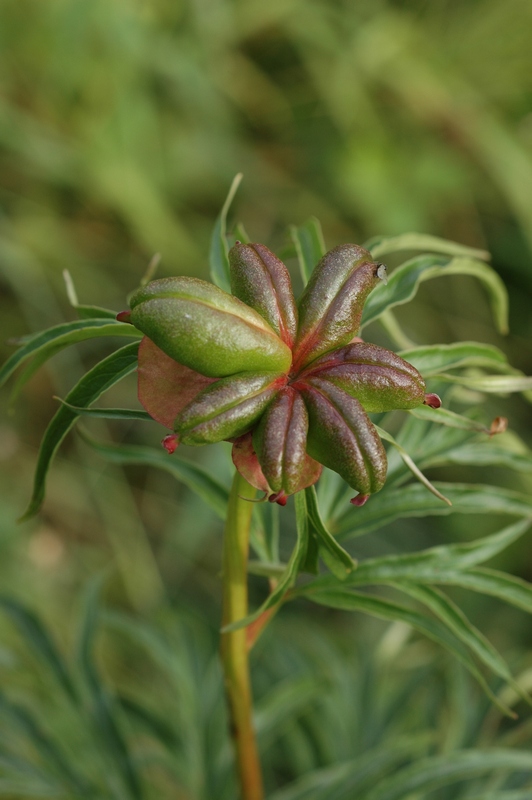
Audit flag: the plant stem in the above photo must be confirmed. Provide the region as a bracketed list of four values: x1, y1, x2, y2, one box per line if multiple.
[221, 471, 264, 800]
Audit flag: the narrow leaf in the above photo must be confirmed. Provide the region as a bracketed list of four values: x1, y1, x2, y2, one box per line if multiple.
[0, 599, 77, 703]
[78, 430, 228, 519]
[20, 342, 140, 521]
[77, 576, 142, 800]
[361, 255, 508, 334]
[435, 372, 532, 394]
[363, 749, 532, 800]
[437, 567, 532, 616]
[222, 490, 310, 633]
[289, 217, 326, 285]
[335, 483, 532, 540]
[434, 441, 532, 472]
[399, 341, 510, 377]
[209, 173, 243, 291]
[305, 486, 356, 579]
[305, 589, 512, 714]
[375, 425, 452, 506]
[408, 405, 494, 433]
[301, 519, 532, 592]
[394, 583, 529, 704]
[0, 319, 141, 389]
[365, 232, 490, 262]
[55, 399, 152, 422]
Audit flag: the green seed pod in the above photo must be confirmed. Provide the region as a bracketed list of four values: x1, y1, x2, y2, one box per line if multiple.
[129, 277, 292, 378]
[229, 243, 298, 347]
[298, 377, 387, 496]
[300, 342, 425, 412]
[174, 371, 286, 445]
[293, 245, 383, 371]
[253, 386, 321, 497]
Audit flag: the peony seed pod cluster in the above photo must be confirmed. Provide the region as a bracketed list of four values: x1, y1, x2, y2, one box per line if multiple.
[119, 243, 440, 506]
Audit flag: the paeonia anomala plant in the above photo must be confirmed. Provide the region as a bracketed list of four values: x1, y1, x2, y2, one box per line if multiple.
[3, 178, 532, 800]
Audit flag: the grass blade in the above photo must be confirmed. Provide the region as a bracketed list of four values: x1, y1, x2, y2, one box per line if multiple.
[365, 232, 490, 261]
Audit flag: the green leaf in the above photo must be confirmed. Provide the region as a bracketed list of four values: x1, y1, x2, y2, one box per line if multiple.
[393, 583, 529, 705]
[361, 255, 509, 334]
[78, 430, 228, 519]
[20, 342, 140, 521]
[0, 318, 141, 389]
[55, 399, 152, 422]
[222, 490, 310, 633]
[335, 483, 532, 540]
[435, 372, 532, 394]
[209, 173, 243, 292]
[304, 589, 511, 714]
[0, 692, 93, 797]
[0, 598, 77, 701]
[433, 441, 532, 472]
[399, 341, 511, 376]
[375, 425, 452, 506]
[269, 737, 430, 800]
[77, 575, 142, 800]
[362, 749, 532, 800]
[299, 519, 531, 590]
[436, 567, 532, 616]
[305, 486, 356, 579]
[289, 217, 326, 285]
[365, 232, 490, 262]
[408, 404, 496, 433]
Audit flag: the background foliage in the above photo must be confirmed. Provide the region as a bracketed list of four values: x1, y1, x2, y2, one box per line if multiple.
[1, 0, 532, 797]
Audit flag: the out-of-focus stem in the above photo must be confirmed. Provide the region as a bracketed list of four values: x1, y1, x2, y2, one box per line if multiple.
[220, 471, 263, 800]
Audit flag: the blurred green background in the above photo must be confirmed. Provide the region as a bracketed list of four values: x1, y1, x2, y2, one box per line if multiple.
[1, 0, 532, 796]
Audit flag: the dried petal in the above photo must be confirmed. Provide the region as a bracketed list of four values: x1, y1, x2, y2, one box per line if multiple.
[298, 377, 387, 496]
[231, 432, 270, 493]
[292, 244, 381, 370]
[138, 336, 215, 429]
[229, 243, 298, 347]
[129, 277, 292, 377]
[300, 342, 426, 412]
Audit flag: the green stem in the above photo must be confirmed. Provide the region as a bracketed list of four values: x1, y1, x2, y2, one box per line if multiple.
[221, 471, 264, 800]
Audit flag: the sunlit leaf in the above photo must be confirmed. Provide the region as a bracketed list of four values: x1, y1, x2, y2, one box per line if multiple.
[361, 255, 508, 334]
[0, 319, 141, 389]
[365, 232, 490, 262]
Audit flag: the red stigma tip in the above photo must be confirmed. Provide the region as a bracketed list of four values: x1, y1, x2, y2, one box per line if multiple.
[116, 310, 132, 324]
[162, 434, 179, 454]
[269, 491, 288, 506]
[423, 393, 442, 409]
[350, 494, 369, 507]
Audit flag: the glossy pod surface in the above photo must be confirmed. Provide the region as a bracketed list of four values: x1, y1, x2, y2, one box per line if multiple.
[129, 277, 292, 377]
[298, 377, 388, 496]
[174, 371, 286, 445]
[301, 342, 426, 412]
[229, 243, 298, 348]
[293, 244, 382, 371]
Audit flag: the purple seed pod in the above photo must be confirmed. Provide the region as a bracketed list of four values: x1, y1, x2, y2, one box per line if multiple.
[292, 244, 383, 371]
[299, 342, 426, 412]
[229, 243, 298, 348]
[174, 371, 286, 446]
[297, 377, 387, 497]
[253, 386, 321, 496]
